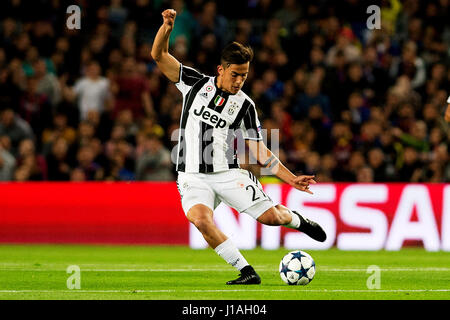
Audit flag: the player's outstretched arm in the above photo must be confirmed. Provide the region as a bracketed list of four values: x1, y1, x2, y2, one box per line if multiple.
[245, 140, 316, 194]
[151, 9, 181, 83]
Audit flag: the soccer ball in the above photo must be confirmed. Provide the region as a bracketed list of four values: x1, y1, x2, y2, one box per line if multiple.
[279, 250, 315, 285]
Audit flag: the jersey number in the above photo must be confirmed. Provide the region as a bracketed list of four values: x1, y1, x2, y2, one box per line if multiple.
[246, 185, 260, 202]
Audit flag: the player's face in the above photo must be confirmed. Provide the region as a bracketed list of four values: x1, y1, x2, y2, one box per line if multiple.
[218, 62, 249, 94]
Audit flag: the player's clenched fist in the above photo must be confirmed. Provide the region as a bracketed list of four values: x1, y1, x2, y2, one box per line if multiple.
[162, 9, 176, 29]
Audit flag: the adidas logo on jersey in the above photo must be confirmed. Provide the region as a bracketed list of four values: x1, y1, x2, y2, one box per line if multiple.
[193, 105, 227, 128]
[199, 92, 208, 98]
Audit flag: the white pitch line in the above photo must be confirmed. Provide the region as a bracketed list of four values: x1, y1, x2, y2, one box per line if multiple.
[319, 267, 450, 272]
[1, 267, 450, 272]
[0, 289, 450, 294]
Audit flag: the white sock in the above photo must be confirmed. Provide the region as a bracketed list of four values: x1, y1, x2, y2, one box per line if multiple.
[284, 208, 301, 229]
[214, 239, 249, 271]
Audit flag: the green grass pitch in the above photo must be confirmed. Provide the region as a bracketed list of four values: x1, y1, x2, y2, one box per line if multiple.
[0, 245, 449, 300]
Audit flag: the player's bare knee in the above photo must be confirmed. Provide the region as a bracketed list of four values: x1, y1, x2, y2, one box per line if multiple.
[187, 214, 205, 228]
[192, 217, 214, 233]
[187, 211, 214, 233]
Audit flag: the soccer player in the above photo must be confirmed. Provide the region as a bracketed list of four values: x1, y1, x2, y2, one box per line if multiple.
[151, 9, 326, 285]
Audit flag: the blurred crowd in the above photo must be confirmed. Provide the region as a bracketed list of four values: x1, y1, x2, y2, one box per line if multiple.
[0, 0, 449, 183]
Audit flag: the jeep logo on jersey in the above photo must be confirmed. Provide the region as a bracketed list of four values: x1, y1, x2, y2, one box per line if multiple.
[192, 105, 227, 128]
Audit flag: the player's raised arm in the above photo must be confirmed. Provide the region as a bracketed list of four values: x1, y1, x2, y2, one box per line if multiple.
[151, 9, 181, 83]
[245, 139, 316, 194]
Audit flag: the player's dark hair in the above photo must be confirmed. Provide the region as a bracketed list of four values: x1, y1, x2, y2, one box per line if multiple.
[220, 42, 254, 67]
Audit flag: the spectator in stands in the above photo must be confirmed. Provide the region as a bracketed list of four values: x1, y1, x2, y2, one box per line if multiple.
[347, 151, 366, 181]
[105, 149, 135, 181]
[0, 107, 34, 156]
[70, 167, 87, 182]
[18, 76, 52, 140]
[169, 0, 196, 47]
[105, 124, 130, 158]
[325, 26, 361, 66]
[67, 120, 97, 166]
[392, 120, 430, 153]
[390, 40, 426, 90]
[64, 61, 112, 121]
[0, 60, 22, 109]
[361, 46, 389, 102]
[261, 69, 284, 104]
[194, 1, 229, 48]
[33, 58, 61, 108]
[342, 62, 371, 105]
[0, 142, 15, 181]
[136, 133, 174, 181]
[293, 76, 331, 119]
[46, 137, 71, 181]
[75, 145, 103, 181]
[345, 91, 370, 129]
[15, 138, 47, 180]
[367, 147, 393, 182]
[111, 57, 153, 119]
[357, 166, 374, 183]
[397, 146, 423, 182]
[270, 100, 292, 145]
[41, 112, 77, 154]
[115, 109, 139, 143]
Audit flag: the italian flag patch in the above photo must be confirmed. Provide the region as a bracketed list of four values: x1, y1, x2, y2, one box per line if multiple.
[214, 95, 225, 107]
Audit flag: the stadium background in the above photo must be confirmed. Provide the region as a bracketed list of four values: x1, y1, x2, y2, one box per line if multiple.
[0, 0, 449, 251]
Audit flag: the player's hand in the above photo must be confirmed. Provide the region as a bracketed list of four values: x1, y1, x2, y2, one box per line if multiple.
[291, 175, 317, 194]
[162, 9, 176, 30]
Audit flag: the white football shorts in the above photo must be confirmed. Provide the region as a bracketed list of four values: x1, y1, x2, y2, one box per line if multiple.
[176, 169, 274, 220]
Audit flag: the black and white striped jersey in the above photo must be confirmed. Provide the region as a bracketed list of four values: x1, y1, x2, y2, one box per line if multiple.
[174, 64, 263, 173]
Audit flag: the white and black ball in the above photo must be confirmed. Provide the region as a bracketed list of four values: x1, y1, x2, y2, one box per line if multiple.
[279, 250, 316, 285]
